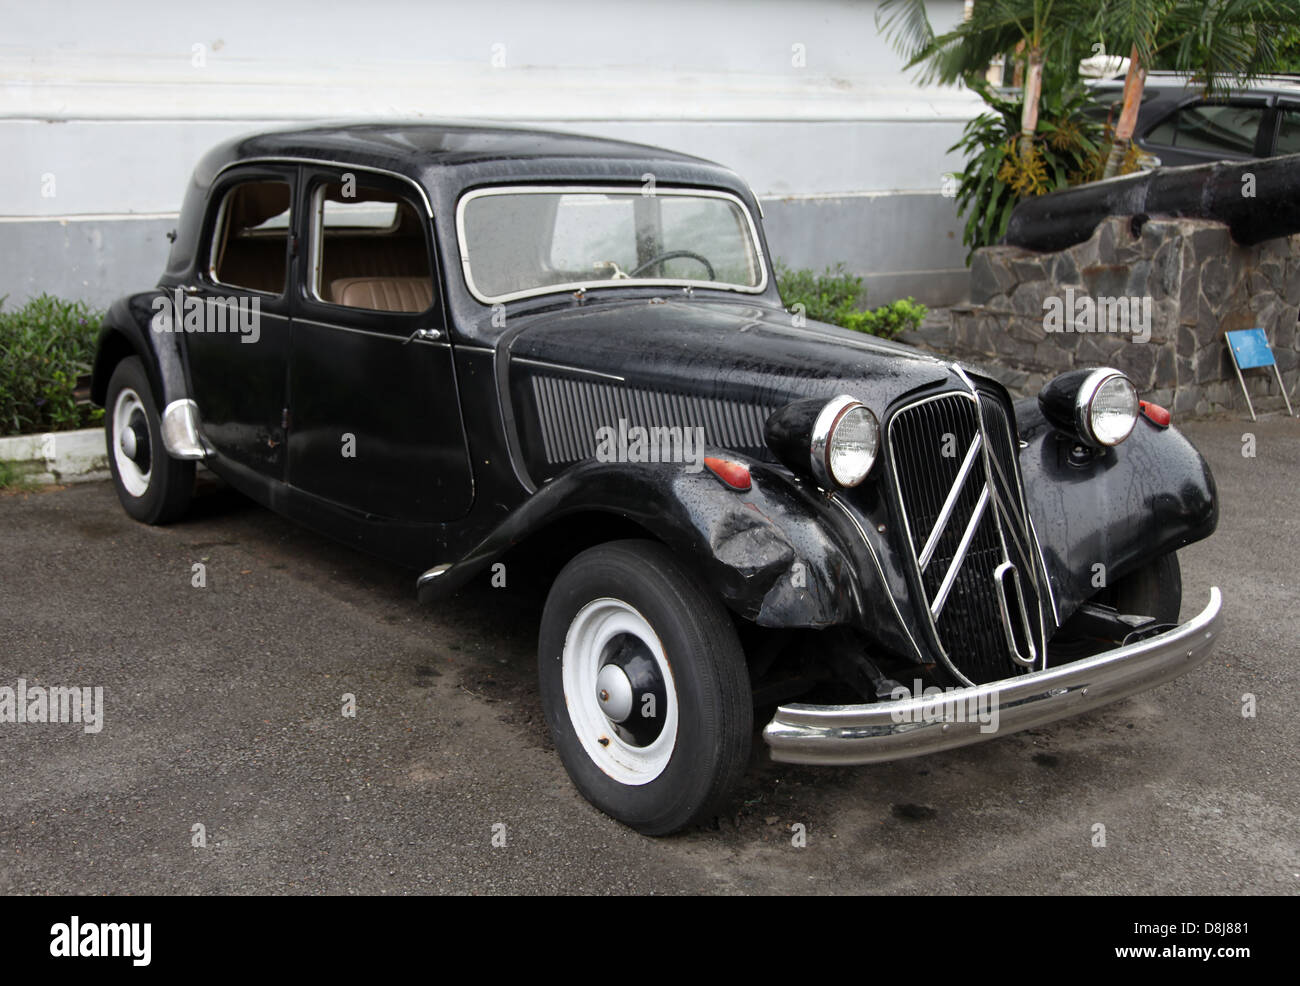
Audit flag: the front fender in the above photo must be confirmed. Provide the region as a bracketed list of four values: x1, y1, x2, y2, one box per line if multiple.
[1016, 398, 1218, 623]
[418, 453, 869, 630]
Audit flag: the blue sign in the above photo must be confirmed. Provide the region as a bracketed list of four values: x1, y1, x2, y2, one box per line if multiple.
[1226, 328, 1276, 369]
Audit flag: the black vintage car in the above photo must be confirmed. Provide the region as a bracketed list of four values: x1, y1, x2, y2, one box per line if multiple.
[93, 123, 1221, 834]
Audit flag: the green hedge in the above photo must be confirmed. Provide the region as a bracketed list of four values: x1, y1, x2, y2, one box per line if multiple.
[0, 295, 104, 437]
[774, 262, 926, 340]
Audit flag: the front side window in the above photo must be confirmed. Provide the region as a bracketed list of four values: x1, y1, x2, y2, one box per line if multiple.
[210, 179, 291, 294]
[457, 187, 765, 303]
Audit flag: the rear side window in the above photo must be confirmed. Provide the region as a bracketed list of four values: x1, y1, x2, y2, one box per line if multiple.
[1145, 102, 1264, 156]
[309, 179, 434, 314]
[210, 179, 291, 294]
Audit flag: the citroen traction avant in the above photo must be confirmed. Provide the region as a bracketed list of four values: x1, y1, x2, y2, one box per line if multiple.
[93, 123, 1221, 833]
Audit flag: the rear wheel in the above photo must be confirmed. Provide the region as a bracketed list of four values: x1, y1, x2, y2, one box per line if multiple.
[105, 356, 194, 524]
[538, 539, 752, 835]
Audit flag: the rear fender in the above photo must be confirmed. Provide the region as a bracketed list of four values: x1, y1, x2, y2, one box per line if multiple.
[91, 290, 187, 409]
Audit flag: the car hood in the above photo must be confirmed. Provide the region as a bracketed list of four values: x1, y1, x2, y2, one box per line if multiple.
[499, 298, 988, 482]
[505, 298, 961, 411]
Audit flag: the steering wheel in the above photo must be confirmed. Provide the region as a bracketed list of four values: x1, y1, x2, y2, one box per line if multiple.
[629, 250, 715, 280]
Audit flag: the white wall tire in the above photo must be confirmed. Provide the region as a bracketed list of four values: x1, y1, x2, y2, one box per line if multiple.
[104, 356, 195, 525]
[539, 539, 752, 834]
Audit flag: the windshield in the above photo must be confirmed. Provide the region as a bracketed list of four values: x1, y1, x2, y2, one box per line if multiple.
[457, 187, 766, 303]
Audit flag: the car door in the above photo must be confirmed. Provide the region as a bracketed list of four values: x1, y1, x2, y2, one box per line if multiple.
[183, 165, 295, 480]
[285, 166, 473, 522]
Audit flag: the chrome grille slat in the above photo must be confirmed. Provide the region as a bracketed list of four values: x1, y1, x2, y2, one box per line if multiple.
[529, 374, 776, 465]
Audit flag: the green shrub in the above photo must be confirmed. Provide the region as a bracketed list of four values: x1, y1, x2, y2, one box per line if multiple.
[850, 297, 930, 338]
[0, 294, 105, 437]
[774, 262, 927, 340]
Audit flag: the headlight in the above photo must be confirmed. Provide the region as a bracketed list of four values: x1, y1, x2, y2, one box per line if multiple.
[765, 394, 879, 489]
[1078, 370, 1138, 446]
[1039, 367, 1139, 447]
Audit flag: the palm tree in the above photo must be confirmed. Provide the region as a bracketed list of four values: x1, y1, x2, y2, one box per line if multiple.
[1101, 0, 1297, 178]
[878, 0, 1098, 156]
[880, 0, 1299, 176]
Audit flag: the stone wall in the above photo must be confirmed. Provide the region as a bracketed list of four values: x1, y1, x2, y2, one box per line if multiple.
[902, 215, 1300, 416]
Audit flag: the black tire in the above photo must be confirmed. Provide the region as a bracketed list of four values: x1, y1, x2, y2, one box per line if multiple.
[1104, 552, 1182, 624]
[538, 539, 752, 835]
[104, 356, 194, 525]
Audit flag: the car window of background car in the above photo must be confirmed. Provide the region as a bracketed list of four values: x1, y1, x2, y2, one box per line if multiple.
[310, 180, 433, 313]
[1276, 107, 1300, 155]
[1145, 102, 1264, 155]
[210, 179, 291, 294]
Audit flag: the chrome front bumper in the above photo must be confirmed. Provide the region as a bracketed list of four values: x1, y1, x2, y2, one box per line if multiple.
[763, 588, 1222, 766]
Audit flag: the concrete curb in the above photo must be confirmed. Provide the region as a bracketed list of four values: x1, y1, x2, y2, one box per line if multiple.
[0, 427, 110, 485]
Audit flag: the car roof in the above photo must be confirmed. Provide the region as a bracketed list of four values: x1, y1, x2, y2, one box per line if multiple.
[165, 121, 769, 304]
[1088, 72, 1300, 97]
[201, 121, 739, 191]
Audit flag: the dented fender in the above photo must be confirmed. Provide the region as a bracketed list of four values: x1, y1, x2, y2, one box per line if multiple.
[417, 454, 871, 629]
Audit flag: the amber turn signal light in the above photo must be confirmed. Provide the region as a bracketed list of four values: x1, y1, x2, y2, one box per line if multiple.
[704, 457, 752, 491]
[1139, 400, 1171, 428]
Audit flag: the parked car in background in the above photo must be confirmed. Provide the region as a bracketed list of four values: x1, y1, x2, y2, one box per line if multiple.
[1089, 72, 1300, 167]
[92, 123, 1222, 834]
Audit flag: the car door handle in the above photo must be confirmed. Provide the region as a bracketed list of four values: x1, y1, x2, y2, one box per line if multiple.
[404, 328, 444, 345]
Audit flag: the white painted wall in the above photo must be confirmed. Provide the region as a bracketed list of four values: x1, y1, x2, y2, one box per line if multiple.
[0, 0, 982, 305]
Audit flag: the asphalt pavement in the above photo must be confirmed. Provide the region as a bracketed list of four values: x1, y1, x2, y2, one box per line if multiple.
[1, 415, 1296, 894]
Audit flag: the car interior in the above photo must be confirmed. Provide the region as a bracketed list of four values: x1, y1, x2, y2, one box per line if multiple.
[211, 178, 434, 313]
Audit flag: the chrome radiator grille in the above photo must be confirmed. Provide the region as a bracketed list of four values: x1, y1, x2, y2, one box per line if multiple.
[888, 391, 1046, 685]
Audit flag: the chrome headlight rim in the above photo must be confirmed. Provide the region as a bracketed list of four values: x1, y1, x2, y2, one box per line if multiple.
[810, 395, 880, 489]
[1074, 368, 1138, 447]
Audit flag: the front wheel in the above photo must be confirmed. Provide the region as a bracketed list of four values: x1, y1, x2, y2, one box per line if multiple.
[538, 540, 752, 835]
[105, 356, 194, 524]
[1100, 552, 1183, 625]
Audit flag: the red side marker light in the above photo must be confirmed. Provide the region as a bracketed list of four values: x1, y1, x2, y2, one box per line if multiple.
[704, 457, 752, 491]
[1139, 400, 1171, 428]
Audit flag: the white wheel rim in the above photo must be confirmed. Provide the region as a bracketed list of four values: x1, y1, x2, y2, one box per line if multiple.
[562, 597, 679, 786]
[111, 387, 152, 498]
